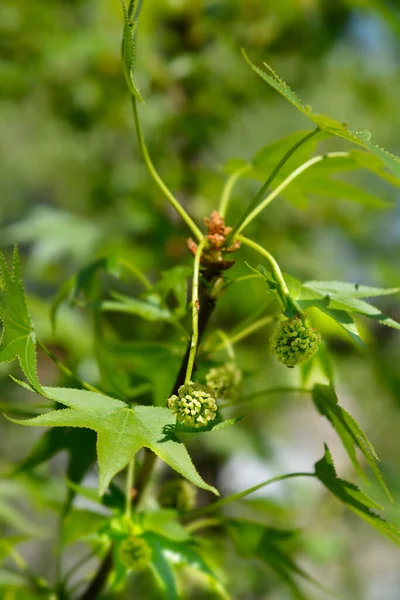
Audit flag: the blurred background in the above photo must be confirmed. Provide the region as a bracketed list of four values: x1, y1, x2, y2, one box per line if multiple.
[1, 0, 400, 598]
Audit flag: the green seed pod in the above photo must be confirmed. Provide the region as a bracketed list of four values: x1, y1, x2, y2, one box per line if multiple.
[118, 536, 152, 571]
[206, 362, 242, 400]
[167, 381, 217, 428]
[158, 478, 197, 512]
[270, 317, 321, 367]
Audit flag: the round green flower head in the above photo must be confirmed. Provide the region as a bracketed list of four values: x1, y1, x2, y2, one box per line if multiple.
[206, 362, 242, 400]
[270, 317, 321, 367]
[158, 478, 197, 512]
[168, 381, 217, 428]
[118, 536, 152, 571]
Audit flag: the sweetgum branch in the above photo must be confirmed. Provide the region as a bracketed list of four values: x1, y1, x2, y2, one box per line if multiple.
[78, 270, 219, 600]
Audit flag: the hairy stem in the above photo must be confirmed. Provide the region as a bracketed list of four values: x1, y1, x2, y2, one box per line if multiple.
[236, 151, 350, 234]
[227, 128, 321, 242]
[132, 97, 203, 242]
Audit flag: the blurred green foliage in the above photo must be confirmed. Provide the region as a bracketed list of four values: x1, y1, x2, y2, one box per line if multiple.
[1, 0, 400, 599]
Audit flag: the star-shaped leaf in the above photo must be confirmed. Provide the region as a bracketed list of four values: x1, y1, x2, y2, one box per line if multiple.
[8, 387, 218, 497]
[314, 445, 400, 545]
[312, 384, 391, 500]
[0, 248, 41, 392]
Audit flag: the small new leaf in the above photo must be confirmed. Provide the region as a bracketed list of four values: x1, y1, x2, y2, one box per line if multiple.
[314, 445, 400, 544]
[8, 386, 218, 497]
[0, 248, 42, 392]
[312, 384, 391, 500]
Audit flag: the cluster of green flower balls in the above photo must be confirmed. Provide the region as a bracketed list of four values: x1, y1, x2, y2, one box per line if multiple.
[269, 316, 321, 367]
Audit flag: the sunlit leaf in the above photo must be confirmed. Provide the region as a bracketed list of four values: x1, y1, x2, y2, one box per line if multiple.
[8, 386, 218, 496]
[243, 50, 400, 178]
[0, 248, 41, 392]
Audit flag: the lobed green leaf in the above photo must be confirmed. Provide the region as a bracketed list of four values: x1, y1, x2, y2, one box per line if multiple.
[8, 386, 218, 496]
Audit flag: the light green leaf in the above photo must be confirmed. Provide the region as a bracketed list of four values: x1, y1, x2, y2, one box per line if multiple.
[299, 281, 400, 331]
[252, 130, 320, 179]
[242, 50, 400, 178]
[141, 510, 189, 543]
[0, 248, 42, 392]
[98, 293, 172, 321]
[293, 176, 391, 209]
[144, 532, 229, 600]
[0, 536, 28, 563]
[119, 0, 144, 102]
[301, 281, 400, 299]
[62, 509, 106, 545]
[176, 416, 242, 434]
[8, 387, 218, 497]
[312, 385, 391, 499]
[314, 445, 400, 544]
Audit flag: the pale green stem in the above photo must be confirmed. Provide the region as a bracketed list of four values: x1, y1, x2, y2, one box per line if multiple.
[236, 235, 292, 311]
[125, 459, 135, 518]
[234, 273, 263, 284]
[216, 329, 235, 360]
[186, 472, 315, 520]
[185, 238, 207, 384]
[118, 258, 151, 290]
[185, 517, 221, 533]
[219, 165, 251, 218]
[132, 97, 203, 242]
[37, 339, 102, 394]
[237, 151, 350, 234]
[213, 315, 274, 354]
[227, 128, 321, 242]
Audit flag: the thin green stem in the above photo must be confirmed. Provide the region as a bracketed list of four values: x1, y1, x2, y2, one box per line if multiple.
[227, 128, 321, 242]
[185, 238, 207, 384]
[213, 315, 275, 354]
[37, 339, 102, 394]
[221, 386, 311, 408]
[219, 165, 251, 218]
[185, 517, 221, 533]
[216, 329, 235, 360]
[237, 151, 350, 234]
[125, 459, 135, 517]
[185, 472, 315, 521]
[118, 258, 151, 290]
[234, 273, 263, 284]
[132, 97, 203, 243]
[237, 235, 304, 318]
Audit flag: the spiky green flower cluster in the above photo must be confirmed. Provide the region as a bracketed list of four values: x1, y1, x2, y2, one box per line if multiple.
[118, 536, 151, 571]
[158, 478, 197, 512]
[168, 381, 217, 428]
[206, 362, 242, 400]
[269, 317, 321, 367]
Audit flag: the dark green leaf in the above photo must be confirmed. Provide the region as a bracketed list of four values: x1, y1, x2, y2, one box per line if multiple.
[314, 445, 400, 544]
[312, 384, 391, 499]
